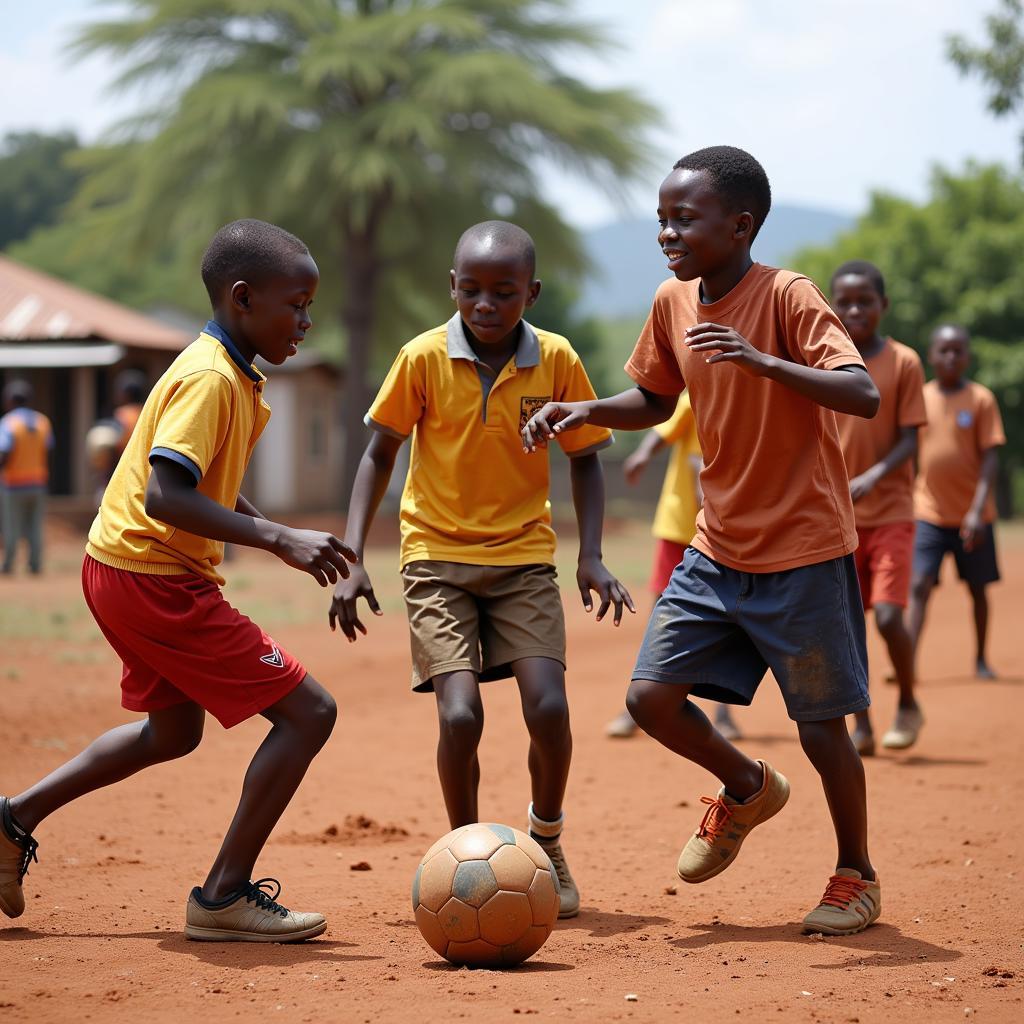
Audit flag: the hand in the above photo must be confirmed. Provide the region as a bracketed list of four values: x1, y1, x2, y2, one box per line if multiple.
[521, 401, 591, 453]
[960, 509, 983, 552]
[329, 564, 382, 641]
[622, 449, 651, 486]
[684, 323, 772, 376]
[577, 555, 636, 626]
[273, 528, 358, 587]
[849, 470, 879, 503]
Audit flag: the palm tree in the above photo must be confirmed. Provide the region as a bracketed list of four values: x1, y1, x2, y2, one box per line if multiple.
[70, 0, 659, 499]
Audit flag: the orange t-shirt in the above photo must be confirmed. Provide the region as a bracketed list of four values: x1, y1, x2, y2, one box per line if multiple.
[835, 339, 926, 528]
[625, 264, 864, 573]
[914, 380, 1006, 527]
[0, 408, 53, 488]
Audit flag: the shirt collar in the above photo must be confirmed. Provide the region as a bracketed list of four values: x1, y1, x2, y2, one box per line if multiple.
[444, 312, 540, 369]
[202, 320, 264, 383]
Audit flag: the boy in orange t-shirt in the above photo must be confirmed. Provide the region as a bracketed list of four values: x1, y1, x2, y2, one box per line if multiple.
[910, 325, 1005, 679]
[831, 261, 927, 755]
[523, 147, 883, 935]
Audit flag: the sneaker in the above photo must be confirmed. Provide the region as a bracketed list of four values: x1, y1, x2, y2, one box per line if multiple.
[976, 660, 997, 681]
[881, 706, 924, 750]
[802, 868, 881, 935]
[715, 708, 742, 742]
[605, 709, 638, 739]
[676, 760, 790, 884]
[0, 796, 39, 920]
[851, 726, 875, 757]
[536, 838, 580, 918]
[184, 878, 327, 942]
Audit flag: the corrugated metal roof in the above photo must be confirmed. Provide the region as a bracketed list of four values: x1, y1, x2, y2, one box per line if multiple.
[0, 254, 190, 351]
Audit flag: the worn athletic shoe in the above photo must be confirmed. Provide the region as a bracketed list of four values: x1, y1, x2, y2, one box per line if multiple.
[184, 878, 327, 942]
[605, 709, 639, 739]
[881, 706, 924, 750]
[0, 796, 39, 920]
[715, 707, 743, 742]
[851, 726, 875, 758]
[536, 838, 580, 918]
[676, 760, 790, 884]
[802, 868, 881, 935]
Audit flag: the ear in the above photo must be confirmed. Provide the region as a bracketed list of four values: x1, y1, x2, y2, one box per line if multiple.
[734, 212, 754, 242]
[230, 280, 252, 313]
[881, 294, 891, 316]
[449, 269, 457, 301]
[525, 279, 542, 308]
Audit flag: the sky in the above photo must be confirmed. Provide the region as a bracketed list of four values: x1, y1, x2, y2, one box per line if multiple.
[1, 0, 1019, 226]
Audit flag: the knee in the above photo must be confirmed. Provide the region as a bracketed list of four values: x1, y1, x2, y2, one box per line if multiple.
[626, 679, 680, 736]
[306, 691, 338, 743]
[910, 577, 932, 604]
[797, 719, 843, 765]
[523, 693, 570, 745]
[148, 722, 204, 761]
[873, 604, 904, 639]
[438, 700, 484, 750]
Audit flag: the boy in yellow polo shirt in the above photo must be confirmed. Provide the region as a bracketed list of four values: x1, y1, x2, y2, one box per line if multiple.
[330, 221, 633, 918]
[2, 220, 355, 941]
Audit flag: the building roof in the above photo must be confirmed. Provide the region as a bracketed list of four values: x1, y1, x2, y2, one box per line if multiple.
[0, 254, 189, 351]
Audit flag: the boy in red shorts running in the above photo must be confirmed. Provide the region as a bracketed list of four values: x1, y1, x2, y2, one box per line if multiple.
[831, 260, 927, 754]
[1, 219, 355, 942]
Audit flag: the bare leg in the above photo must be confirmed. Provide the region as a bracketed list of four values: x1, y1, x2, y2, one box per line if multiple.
[10, 702, 206, 833]
[432, 671, 484, 829]
[201, 675, 336, 901]
[512, 657, 571, 823]
[627, 679, 762, 800]
[907, 575, 934, 658]
[874, 602, 917, 710]
[797, 717, 873, 879]
[968, 583, 995, 677]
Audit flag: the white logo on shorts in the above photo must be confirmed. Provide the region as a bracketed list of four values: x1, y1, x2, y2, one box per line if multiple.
[260, 645, 284, 669]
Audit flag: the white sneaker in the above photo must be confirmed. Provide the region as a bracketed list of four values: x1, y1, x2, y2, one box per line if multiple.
[881, 706, 924, 750]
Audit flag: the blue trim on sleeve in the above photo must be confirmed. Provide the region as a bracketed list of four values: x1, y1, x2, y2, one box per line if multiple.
[202, 319, 262, 382]
[149, 447, 202, 484]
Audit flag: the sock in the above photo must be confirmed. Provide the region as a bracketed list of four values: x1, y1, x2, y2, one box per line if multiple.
[191, 884, 247, 909]
[528, 803, 563, 843]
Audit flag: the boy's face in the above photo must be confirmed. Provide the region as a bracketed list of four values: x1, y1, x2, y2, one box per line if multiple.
[657, 169, 751, 282]
[235, 253, 320, 365]
[830, 273, 888, 347]
[450, 246, 540, 348]
[929, 327, 971, 386]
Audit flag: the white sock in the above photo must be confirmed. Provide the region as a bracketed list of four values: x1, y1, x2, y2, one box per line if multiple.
[528, 803, 563, 841]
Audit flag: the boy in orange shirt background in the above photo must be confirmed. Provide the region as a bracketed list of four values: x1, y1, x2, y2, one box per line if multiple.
[910, 324, 1006, 679]
[831, 261, 927, 754]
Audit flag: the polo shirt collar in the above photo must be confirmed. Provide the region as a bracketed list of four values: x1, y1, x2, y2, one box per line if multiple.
[203, 319, 264, 383]
[445, 313, 540, 369]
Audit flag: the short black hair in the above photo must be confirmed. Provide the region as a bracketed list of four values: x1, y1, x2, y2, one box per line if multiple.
[831, 260, 886, 299]
[673, 146, 772, 240]
[200, 219, 310, 304]
[931, 322, 971, 346]
[453, 220, 536, 278]
[3, 379, 32, 407]
[115, 369, 147, 404]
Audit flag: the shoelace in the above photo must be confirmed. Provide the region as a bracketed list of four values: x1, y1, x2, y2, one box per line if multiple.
[541, 843, 573, 890]
[818, 874, 868, 909]
[243, 878, 289, 917]
[696, 795, 734, 843]
[16, 833, 39, 883]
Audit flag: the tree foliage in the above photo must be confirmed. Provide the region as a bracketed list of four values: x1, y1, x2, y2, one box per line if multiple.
[793, 163, 1024, 506]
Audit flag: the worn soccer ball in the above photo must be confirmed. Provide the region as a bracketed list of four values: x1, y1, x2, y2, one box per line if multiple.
[412, 823, 560, 967]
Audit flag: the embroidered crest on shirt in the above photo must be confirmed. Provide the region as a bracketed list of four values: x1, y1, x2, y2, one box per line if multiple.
[956, 410, 974, 429]
[260, 644, 285, 669]
[519, 396, 552, 431]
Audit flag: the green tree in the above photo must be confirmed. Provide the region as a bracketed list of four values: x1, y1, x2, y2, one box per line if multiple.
[66, 0, 658, 499]
[793, 163, 1024, 512]
[0, 132, 83, 250]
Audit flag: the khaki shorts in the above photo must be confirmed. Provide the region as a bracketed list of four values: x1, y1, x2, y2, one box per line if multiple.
[401, 560, 566, 692]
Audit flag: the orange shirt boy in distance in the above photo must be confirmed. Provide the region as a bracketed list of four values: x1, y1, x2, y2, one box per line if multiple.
[522, 147, 884, 937]
[910, 325, 1006, 679]
[831, 260, 926, 756]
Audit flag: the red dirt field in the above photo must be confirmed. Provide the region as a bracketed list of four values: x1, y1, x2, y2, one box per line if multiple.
[1, 520, 1022, 1023]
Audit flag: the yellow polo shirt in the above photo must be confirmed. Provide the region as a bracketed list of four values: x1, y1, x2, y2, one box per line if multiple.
[86, 321, 270, 585]
[368, 314, 613, 567]
[652, 394, 702, 545]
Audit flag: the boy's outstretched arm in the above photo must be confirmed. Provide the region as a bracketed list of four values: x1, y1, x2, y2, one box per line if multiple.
[329, 431, 403, 641]
[570, 452, 635, 626]
[961, 447, 1000, 551]
[850, 426, 919, 502]
[145, 458, 356, 586]
[684, 323, 880, 417]
[523, 387, 676, 452]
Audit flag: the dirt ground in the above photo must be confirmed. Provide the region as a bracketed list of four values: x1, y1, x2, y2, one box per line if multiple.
[1, 518, 1022, 1024]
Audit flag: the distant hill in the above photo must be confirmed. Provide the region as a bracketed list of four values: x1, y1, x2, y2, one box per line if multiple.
[578, 204, 854, 318]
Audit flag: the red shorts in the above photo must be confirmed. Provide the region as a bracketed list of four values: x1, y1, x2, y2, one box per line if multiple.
[649, 538, 688, 595]
[854, 522, 915, 610]
[82, 555, 307, 728]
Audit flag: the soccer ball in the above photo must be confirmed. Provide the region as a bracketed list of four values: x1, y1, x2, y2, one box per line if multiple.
[412, 822, 560, 967]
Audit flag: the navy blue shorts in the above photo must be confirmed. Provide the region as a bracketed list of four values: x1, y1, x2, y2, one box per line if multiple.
[912, 520, 1000, 587]
[632, 547, 870, 722]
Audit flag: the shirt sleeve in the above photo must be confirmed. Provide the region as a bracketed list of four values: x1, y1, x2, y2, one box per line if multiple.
[624, 292, 686, 395]
[554, 349, 613, 457]
[653, 394, 693, 444]
[365, 346, 425, 440]
[0, 417, 12, 454]
[976, 387, 1007, 450]
[896, 349, 928, 428]
[780, 276, 865, 371]
[149, 371, 234, 484]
